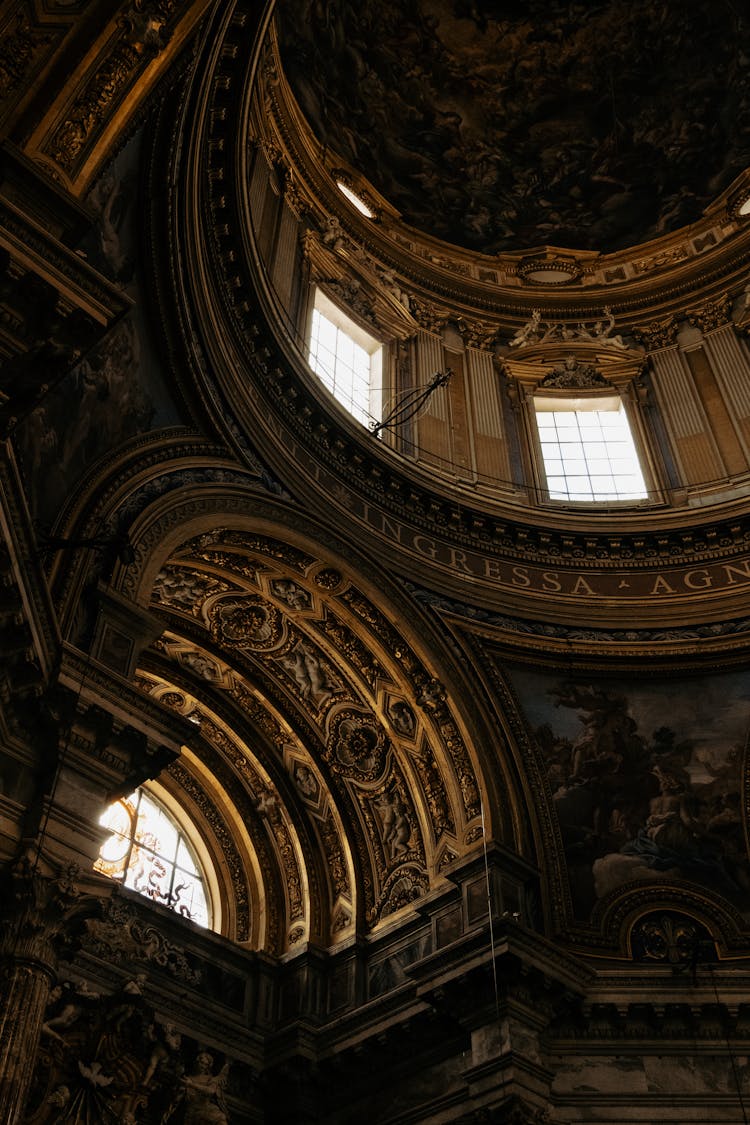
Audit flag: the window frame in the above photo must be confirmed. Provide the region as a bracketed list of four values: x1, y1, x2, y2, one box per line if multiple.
[306, 286, 384, 428]
[95, 783, 219, 931]
[524, 382, 660, 508]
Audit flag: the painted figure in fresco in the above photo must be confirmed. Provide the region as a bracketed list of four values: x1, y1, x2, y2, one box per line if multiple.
[593, 763, 741, 900]
[526, 675, 749, 918]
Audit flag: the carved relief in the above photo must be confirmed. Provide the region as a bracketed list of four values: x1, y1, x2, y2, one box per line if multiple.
[182, 529, 315, 574]
[328, 709, 389, 781]
[632, 315, 679, 350]
[410, 296, 448, 335]
[320, 806, 351, 900]
[178, 650, 224, 683]
[270, 577, 311, 611]
[388, 699, 416, 738]
[633, 244, 690, 273]
[630, 911, 716, 964]
[28, 974, 235, 1124]
[81, 896, 201, 983]
[509, 308, 627, 351]
[254, 784, 305, 925]
[186, 548, 259, 585]
[369, 864, 429, 923]
[686, 293, 733, 334]
[538, 356, 611, 390]
[412, 741, 455, 840]
[0, 859, 81, 967]
[47, 4, 172, 174]
[275, 639, 341, 707]
[153, 567, 230, 613]
[210, 595, 284, 651]
[293, 762, 320, 802]
[321, 611, 383, 688]
[197, 719, 304, 929]
[460, 318, 498, 350]
[374, 789, 412, 860]
[167, 761, 251, 941]
[0, 11, 54, 101]
[314, 567, 344, 591]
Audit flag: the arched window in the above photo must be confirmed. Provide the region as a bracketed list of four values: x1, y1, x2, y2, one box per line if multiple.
[95, 788, 211, 928]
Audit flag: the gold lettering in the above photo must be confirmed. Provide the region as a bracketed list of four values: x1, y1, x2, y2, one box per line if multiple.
[683, 569, 712, 589]
[541, 571, 562, 592]
[570, 576, 596, 596]
[381, 516, 403, 543]
[484, 559, 502, 580]
[512, 566, 531, 587]
[650, 575, 677, 595]
[414, 535, 438, 560]
[722, 561, 750, 585]
[450, 549, 473, 574]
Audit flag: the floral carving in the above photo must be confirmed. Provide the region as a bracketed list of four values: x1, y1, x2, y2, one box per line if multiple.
[211, 596, 283, 651]
[686, 293, 733, 334]
[328, 710, 389, 780]
[632, 316, 679, 351]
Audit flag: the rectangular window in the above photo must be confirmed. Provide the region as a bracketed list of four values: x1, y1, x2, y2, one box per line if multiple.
[534, 395, 648, 502]
[308, 289, 382, 428]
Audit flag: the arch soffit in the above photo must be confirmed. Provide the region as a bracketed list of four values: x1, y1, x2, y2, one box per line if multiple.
[88, 488, 535, 929]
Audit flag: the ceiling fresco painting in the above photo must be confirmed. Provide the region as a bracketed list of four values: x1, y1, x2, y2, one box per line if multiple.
[506, 666, 750, 922]
[278, 0, 750, 254]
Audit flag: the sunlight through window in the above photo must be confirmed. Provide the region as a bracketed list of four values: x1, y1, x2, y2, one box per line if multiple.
[308, 289, 382, 427]
[535, 396, 648, 502]
[95, 789, 211, 928]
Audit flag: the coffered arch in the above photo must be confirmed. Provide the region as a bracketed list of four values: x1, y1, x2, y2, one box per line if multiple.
[58, 470, 534, 943]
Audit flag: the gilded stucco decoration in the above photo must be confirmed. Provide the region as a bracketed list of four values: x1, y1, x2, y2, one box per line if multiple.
[114, 517, 487, 927]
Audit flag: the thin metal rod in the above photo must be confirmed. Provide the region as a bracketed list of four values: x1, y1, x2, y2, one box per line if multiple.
[370, 370, 452, 437]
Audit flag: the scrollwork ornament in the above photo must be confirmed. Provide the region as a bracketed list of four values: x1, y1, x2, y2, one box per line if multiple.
[410, 296, 448, 335]
[539, 356, 611, 390]
[632, 316, 679, 351]
[0, 858, 81, 967]
[686, 292, 733, 334]
[368, 863, 428, 923]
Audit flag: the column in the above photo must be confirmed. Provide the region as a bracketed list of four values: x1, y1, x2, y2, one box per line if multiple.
[0, 860, 79, 1123]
